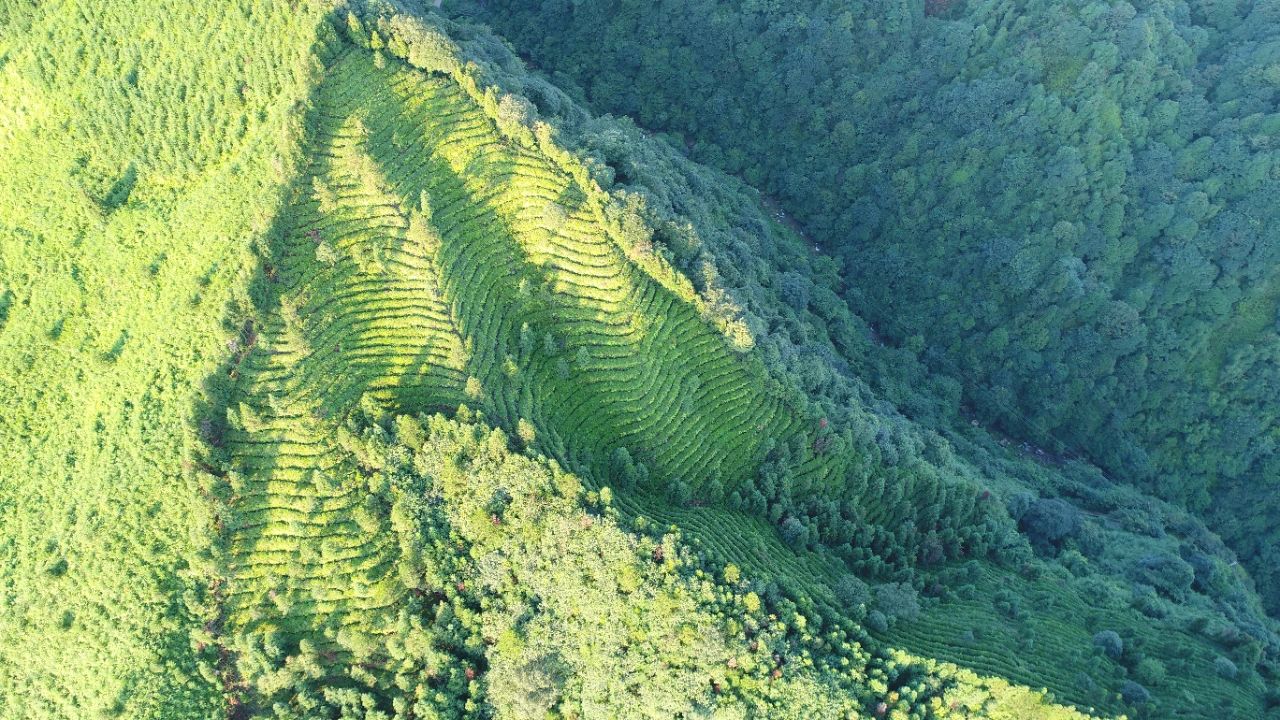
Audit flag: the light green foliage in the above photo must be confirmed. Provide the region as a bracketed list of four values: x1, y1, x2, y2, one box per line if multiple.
[412, 414, 863, 718]
[0, 0, 328, 717]
[225, 407, 1100, 719]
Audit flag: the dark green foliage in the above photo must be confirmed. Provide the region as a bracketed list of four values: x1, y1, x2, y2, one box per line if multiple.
[992, 589, 1022, 621]
[1121, 680, 1151, 706]
[780, 516, 809, 549]
[1017, 498, 1084, 554]
[101, 162, 137, 212]
[1133, 554, 1196, 602]
[834, 575, 870, 615]
[485, 487, 513, 518]
[873, 582, 921, 624]
[0, 286, 11, 330]
[867, 610, 889, 634]
[1093, 631, 1123, 660]
[457, 0, 1280, 614]
[610, 446, 640, 488]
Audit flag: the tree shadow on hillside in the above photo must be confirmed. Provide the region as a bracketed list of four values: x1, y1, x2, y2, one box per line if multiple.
[186, 29, 354, 717]
[102, 162, 137, 213]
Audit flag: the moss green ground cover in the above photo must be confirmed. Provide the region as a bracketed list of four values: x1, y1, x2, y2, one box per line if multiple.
[0, 1, 330, 716]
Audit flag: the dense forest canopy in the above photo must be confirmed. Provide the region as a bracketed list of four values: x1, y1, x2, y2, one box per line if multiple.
[456, 0, 1280, 610]
[3, 0, 1280, 717]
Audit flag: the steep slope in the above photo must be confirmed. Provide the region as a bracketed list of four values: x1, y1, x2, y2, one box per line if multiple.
[208, 8, 1006, 638]
[212, 44, 797, 642]
[190, 7, 1106, 718]
[410, 8, 1280, 717]
[1, 1, 1276, 719]
[197, 5, 1276, 717]
[453, 0, 1280, 611]
[213, 404, 1105, 718]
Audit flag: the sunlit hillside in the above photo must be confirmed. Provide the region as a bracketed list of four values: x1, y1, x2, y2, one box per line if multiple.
[1, 1, 1277, 719]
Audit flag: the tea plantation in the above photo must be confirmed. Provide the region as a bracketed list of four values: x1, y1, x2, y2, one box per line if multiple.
[1, 1, 1277, 719]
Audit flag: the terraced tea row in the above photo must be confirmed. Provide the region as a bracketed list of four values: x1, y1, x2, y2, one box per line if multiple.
[217, 46, 807, 661]
[374, 59, 796, 488]
[209, 33, 1114, 718]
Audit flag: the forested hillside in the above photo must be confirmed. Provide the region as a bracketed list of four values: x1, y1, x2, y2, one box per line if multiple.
[456, 0, 1280, 610]
[2, 0, 1278, 718]
[2, 1, 1093, 716]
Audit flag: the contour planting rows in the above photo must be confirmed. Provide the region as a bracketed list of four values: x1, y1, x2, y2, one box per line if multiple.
[188, 31, 1178, 718]
[374, 51, 795, 487]
[218, 47, 807, 652]
[612, 480, 1265, 716]
[892, 569, 1269, 718]
[216, 41, 1013, 665]
[215, 43, 1122, 717]
[610, 491, 1125, 716]
[205, 39, 1142, 718]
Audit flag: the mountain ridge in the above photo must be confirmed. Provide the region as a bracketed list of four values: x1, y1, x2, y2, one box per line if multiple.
[1, 1, 1277, 718]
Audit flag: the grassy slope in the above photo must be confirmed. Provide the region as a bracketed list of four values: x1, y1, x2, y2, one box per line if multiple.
[0, 1, 328, 717]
